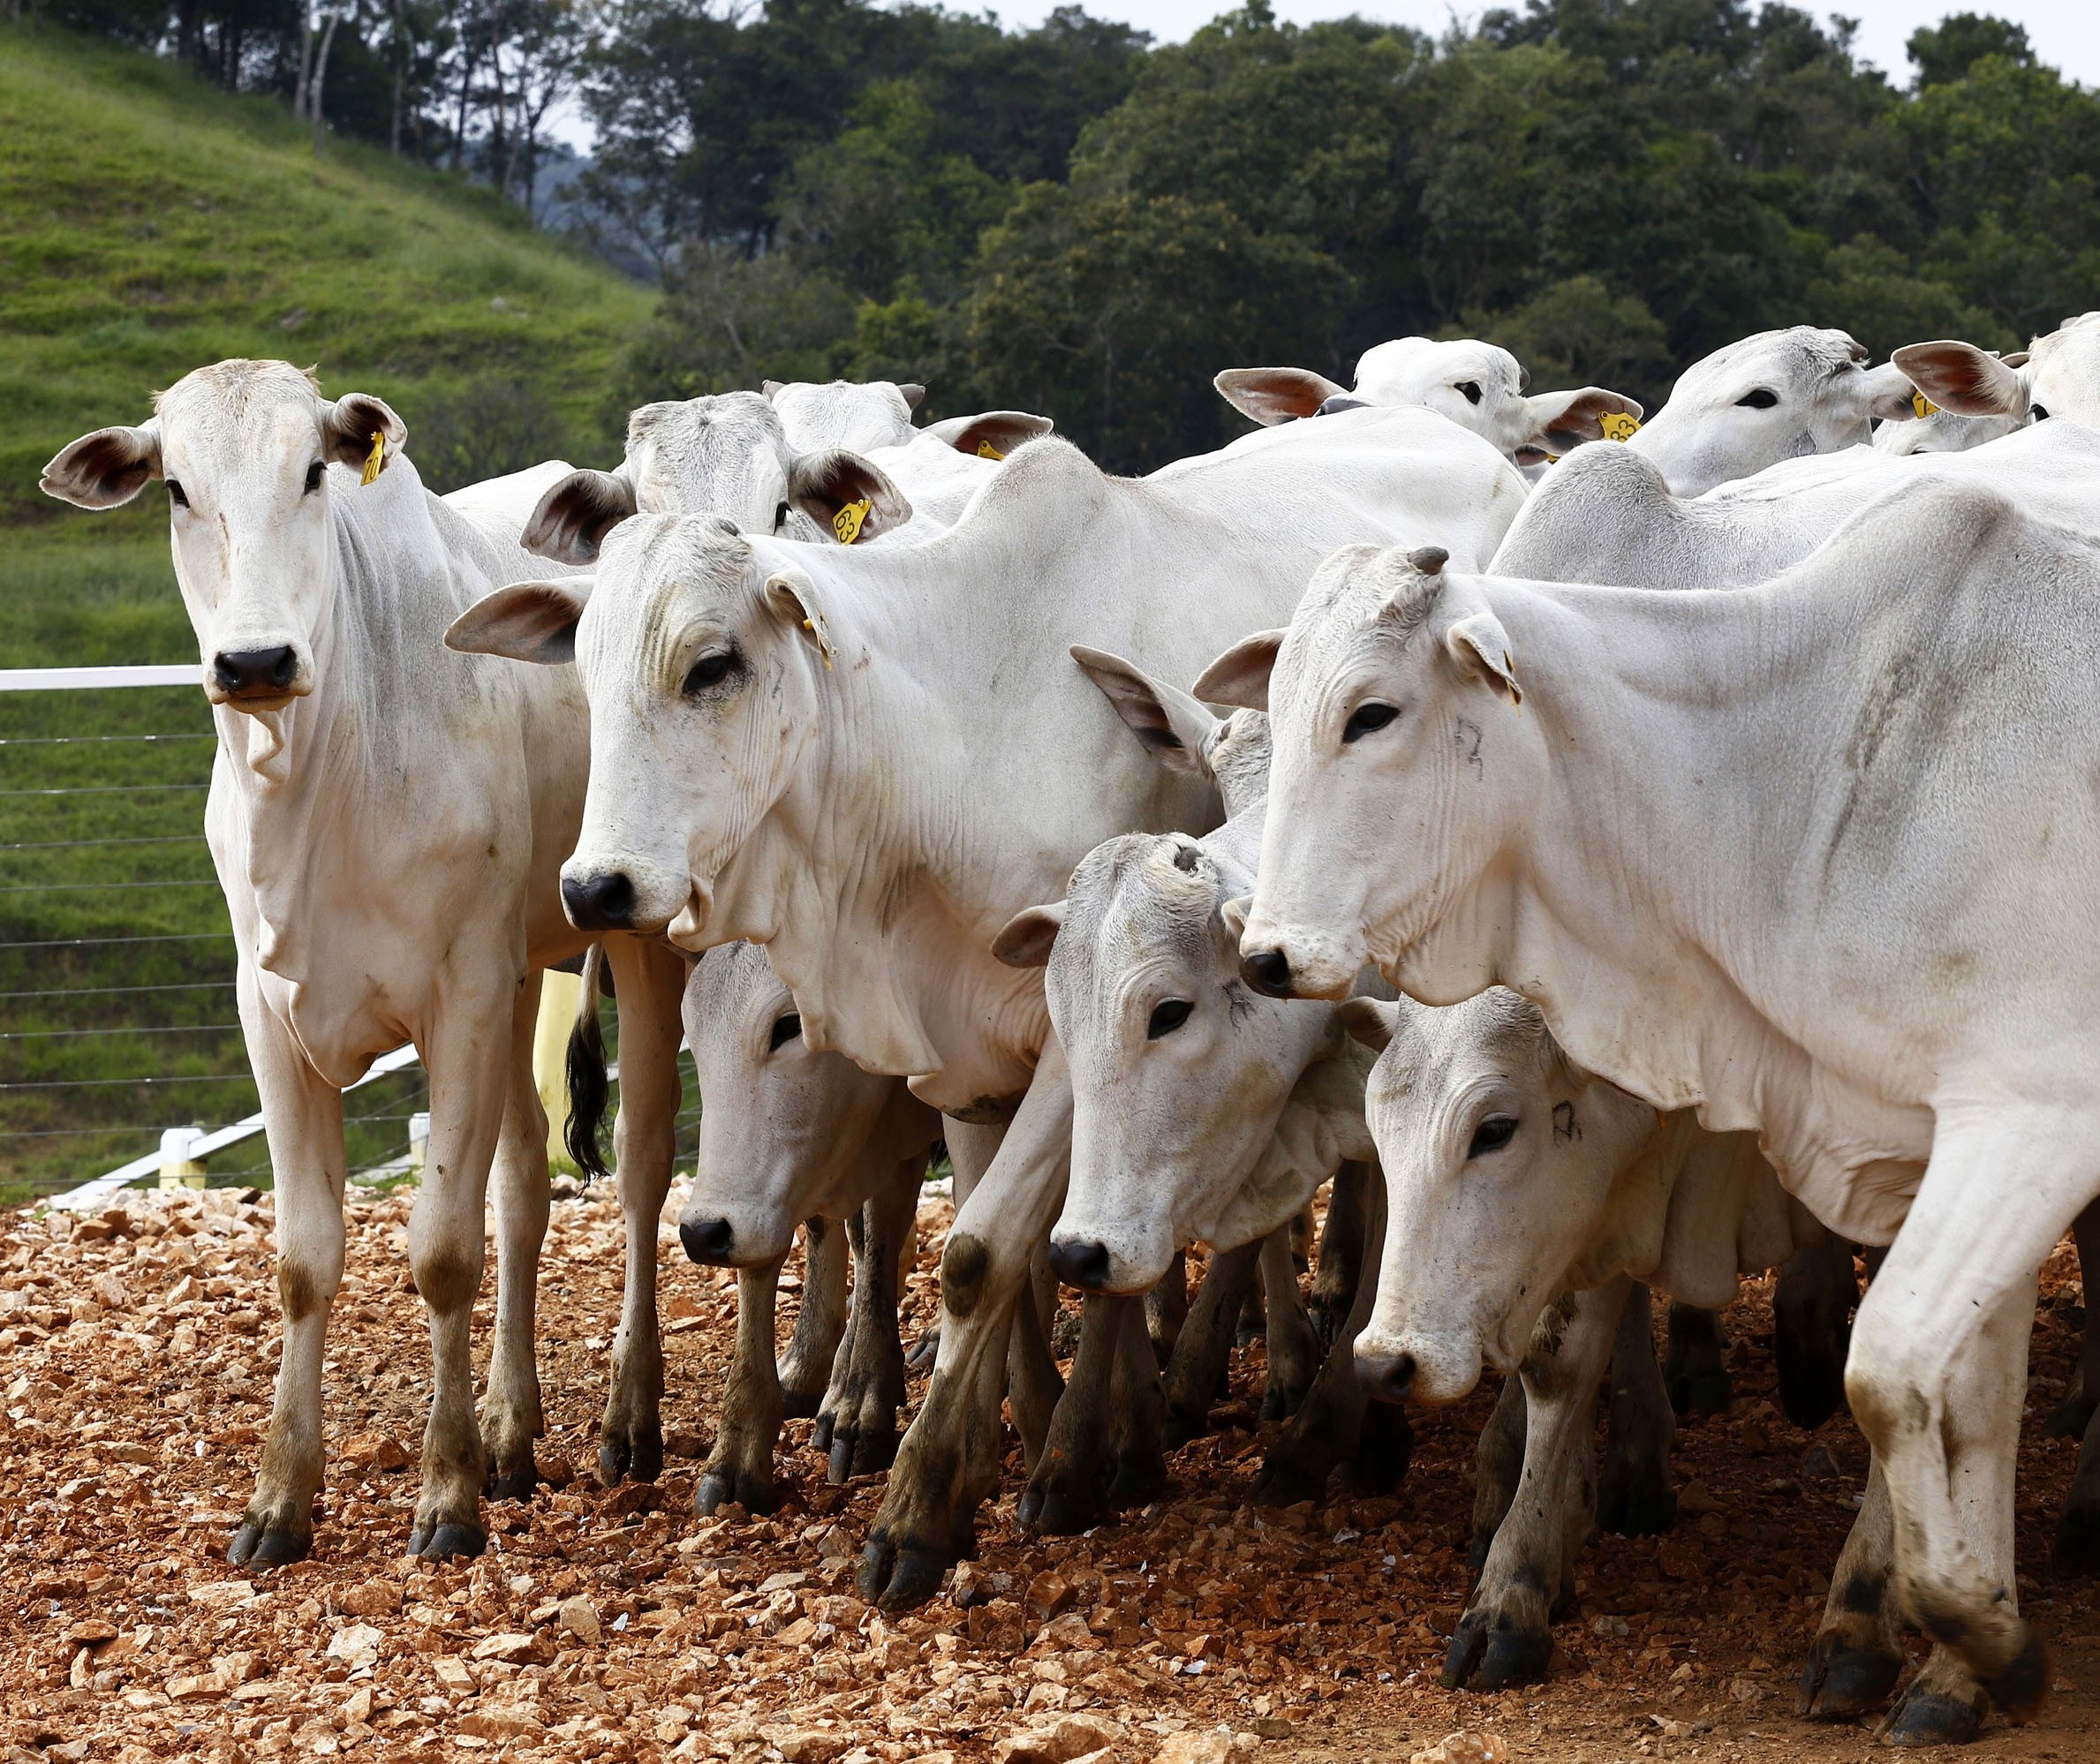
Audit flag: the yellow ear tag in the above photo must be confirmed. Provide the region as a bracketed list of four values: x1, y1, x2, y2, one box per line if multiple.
[359, 430, 385, 486]
[1913, 389, 1939, 418]
[832, 498, 872, 545]
[1598, 411, 1642, 442]
[975, 440, 1006, 461]
[800, 616, 835, 671]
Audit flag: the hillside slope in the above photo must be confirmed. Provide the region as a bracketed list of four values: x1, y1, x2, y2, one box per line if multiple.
[0, 29, 658, 1200]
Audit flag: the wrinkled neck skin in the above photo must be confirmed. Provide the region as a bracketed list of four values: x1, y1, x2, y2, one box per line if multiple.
[1388, 578, 1930, 1243]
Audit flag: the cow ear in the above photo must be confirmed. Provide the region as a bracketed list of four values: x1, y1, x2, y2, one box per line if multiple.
[1445, 611, 1522, 705]
[1220, 895, 1251, 943]
[921, 410, 1053, 459]
[446, 578, 593, 665]
[324, 392, 407, 478]
[762, 380, 787, 401]
[1892, 341, 2028, 419]
[523, 469, 638, 564]
[787, 449, 913, 544]
[1336, 997, 1400, 1052]
[763, 563, 843, 670]
[993, 901, 1065, 969]
[1213, 367, 1348, 426]
[1519, 388, 1643, 456]
[42, 422, 162, 509]
[898, 382, 926, 411]
[1859, 361, 1924, 423]
[1070, 645, 1220, 777]
[1193, 629, 1285, 712]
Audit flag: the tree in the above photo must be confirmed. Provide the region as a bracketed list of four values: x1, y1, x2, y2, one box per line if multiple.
[1907, 11, 2033, 88]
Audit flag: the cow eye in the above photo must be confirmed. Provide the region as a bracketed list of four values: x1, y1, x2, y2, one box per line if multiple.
[1455, 381, 1483, 406]
[768, 1012, 802, 1052]
[1146, 999, 1193, 1038]
[682, 648, 741, 696]
[1736, 388, 1779, 409]
[774, 501, 790, 531]
[1342, 703, 1397, 743]
[166, 479, 190, 509]
[2032, 403, 2051, 422]
[1467, 1114, 1518, 1158]
[304, 459, 326, 495]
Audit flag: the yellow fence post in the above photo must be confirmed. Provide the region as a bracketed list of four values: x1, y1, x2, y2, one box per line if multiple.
[535, 969, 585, 1172]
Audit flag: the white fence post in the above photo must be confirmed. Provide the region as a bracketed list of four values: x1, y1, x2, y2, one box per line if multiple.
[158, 1125, 208, 1191]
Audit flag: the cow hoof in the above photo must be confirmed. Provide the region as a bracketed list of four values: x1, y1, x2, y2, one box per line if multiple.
[1472, 1624, 1553, 1691]
[1160, 1408, 1207, 1451]
[2053, 1498, 2100, 1575]
[1017, 1476, 1103, 1536]
[1352, 1402, 1413, 1492]
[408, 1520, 487, 1560]
[859, 1537, 954, 1611]
[1797, 1640, 1902, 1717]
[904, 1330, 940, 1373]
[1983, 1628, 2051, 1716]
[695, 1465, 779, 1518]
[1666, 1365, 1733, 1418]
[228, 1518, 312, 1569]
[1251, 1442, 1331, 1507]
[782, 1387, 825, 1421]
[597, 1421, 662, 1488]
[486, 1455, 542, 1504]
[2043, 1389, 2095, 1440]
[1597, 1458, 1675, 1536]
[1440, 1616, 1490, 1690]
[828, 1421, 899, 1484]
[1879, 1686, 1983, 1747]
[1774, 1347, 1848, 1431]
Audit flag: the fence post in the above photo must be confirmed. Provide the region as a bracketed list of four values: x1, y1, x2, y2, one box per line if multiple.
[534, 969, 584, 1172]
[408, 1111, 431, 1173]
[158, 1125, 207, 1191]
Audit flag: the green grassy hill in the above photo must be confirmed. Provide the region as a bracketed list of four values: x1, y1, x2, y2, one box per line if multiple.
[0, 26, 661, 1202]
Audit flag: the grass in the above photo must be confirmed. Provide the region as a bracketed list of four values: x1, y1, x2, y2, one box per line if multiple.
[0, 25, 661, 1202]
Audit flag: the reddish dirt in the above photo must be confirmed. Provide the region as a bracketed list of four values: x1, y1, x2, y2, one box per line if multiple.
[2, 1183, 2095, 1764]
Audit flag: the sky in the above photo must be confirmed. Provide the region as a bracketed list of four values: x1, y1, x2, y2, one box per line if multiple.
[992, 0, 2100, 88]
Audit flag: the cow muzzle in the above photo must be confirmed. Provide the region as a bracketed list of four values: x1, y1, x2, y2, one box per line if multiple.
[1235, 917, 1363, 1001]
[208, 644, 310, 709]
[1356, 1324, 1481, 1407]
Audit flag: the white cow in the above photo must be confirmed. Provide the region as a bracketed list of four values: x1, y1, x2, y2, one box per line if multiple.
[1873, 356, 2028, 456]
[1216, 486, 2100, 1743]
[1215, 335, 1643, 467]
[1896, 313, 2100, 429]
[448, 405, 1529, 1605]
[1619, 326, 1920, 495]
[40, 360, 690, 1562]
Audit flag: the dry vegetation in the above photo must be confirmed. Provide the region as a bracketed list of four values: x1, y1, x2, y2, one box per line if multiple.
[2, 1183, 2096, 1764]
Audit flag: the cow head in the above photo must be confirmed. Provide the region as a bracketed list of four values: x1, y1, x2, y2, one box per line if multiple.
[1625, 327, 1918, 495]
[1205, 543, 1545, 1005]
[1897, 312, 2100, 429]
[766, 377, 924, 454]
[448, 514, 827, 938]
[676, 941, 908, 1267]
[42, 358, 404, 711]
[522, 392, 910, 564]
[1343, 991, 1658, 1405]
[1216, 338, 1642, 468]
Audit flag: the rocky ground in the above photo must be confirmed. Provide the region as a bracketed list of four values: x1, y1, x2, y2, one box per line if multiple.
[2, 1180, 2095, 1764]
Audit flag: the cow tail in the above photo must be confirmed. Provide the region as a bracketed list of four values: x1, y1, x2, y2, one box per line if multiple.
[564, 945, 613, 1183]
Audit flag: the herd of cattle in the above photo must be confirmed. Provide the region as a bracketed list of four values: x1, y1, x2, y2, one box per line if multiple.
[38, 313, 2100, 1747]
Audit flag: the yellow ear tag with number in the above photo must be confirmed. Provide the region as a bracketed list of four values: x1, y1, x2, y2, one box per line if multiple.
[832, 498, 872, 545]
[360, 430, 385, 486]
[1913, 389, 1939, 418]
[1598, 411, 1642, 442]
[975, 439, 1006, 461]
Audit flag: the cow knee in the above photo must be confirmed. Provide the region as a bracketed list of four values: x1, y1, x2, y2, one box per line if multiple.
[276, 1257, 336, 1325]
[941, 1233, 991, 1318]
[413, 1245, 481, 1315]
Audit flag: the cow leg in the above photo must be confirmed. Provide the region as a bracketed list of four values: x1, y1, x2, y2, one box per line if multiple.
[1662, 1300, 1732, 1417]
[2055, 1394, 2100, 1573]
[821, 1155, 920, 1481]
[1256, 1176, 1410, 1503]
[1774, 1227, 1858, 1430]
[230, 986, 345, 1568]
[1598, 1281, 1677, 1536]
[1444, 1278, 1625, 1692]
[1161, 1240, 1261, 1447]
[1308, 1160, 1371, 1350]
[697, 1257, 787, 1516]
[1145, 1250, 1189, 1363]
[1799, 1450, 1903, 1718]
[1466, 1376, 1530, 1581]
[597, 937, 685, 1486]
[785, 1215, 850, 1422]
[2044, 1200, 2099, 1440]
[860, 1053, 1072, 1610]
[1007, 1240, 1065, 1471]
[1847, 1121, 2084, 1738]
[1259, 1224, 1321, 1421]
[1019, 1292, 1147, 1532]
[1235, 1274, 1267, 1349]
[405, 1005, 517, 1558]
[483, 973, 550, 1502]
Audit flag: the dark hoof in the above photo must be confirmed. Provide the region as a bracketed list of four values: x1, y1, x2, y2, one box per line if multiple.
[1161, 1409, 1205, 1451]
[860, 1538, 954, 1611]
[1667, 1367, 1733, 1419]
[2053, 1497, 2100, 1575]
[1019, 1479, 1102, 1536]
[1260, 1385, 1290, 1423]
[1352, 1402, 1412, 1492]
[828, 1422, 899, 1484]
[1881, 1686, 1983, 1747]
[228, 1519, 311, 1568]
[1465, 1527, 1496, 1583]
[1774, 1345, 1848, 1431]
[1308, 1298, 1348, 1355]
[1441, 1616, 1489, 1690]
[408, 1520, 487, 1560]
[1983, 1628, 2051, 1716]
[2043, 1390, 2095, 1440]
[782, 1388, 825, 1421]
[1252, 1444, 1332, 1507]
[486, 1456, 541, 1503]
[1472, 1623, 1553, 1691]
[1106, 1446, 1167, 1511]
[695, 1466, 778, 1517]
[905, 1330, 940, 1373]
[597, 1423, 662, 1488]
[1797, 1640, 1902, 1718]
